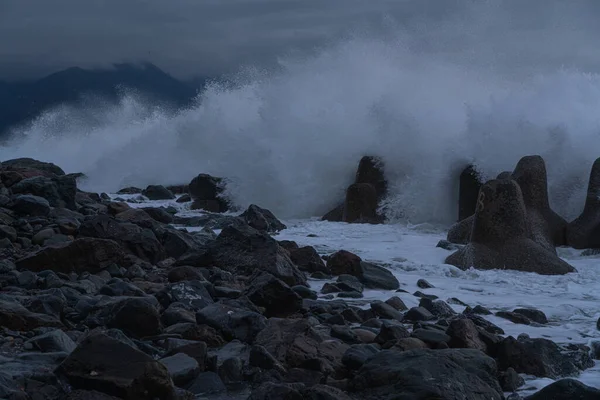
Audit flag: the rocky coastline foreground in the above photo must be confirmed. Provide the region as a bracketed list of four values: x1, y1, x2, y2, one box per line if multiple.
[0, 157, 596, 399]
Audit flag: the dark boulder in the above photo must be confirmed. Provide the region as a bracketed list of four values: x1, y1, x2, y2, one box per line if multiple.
[12, 194, 51, 216]
[355, 156, 387, 200]
[445, 179, 575, 275]
[16, 238, 124, 274]
[322, 203, 344, 222]
[156, 280, 214, 312]
[496, 336, 594, 379]
[447, 215, 474, 244]
[567, 157, 600, 249]
[349, 349, 503, 400]
[525, 379, 600, 400]
[55, 333, 176, 399]
[117, 187, 142, 194]
[196, 303, 266, 343]
[2, 158, 65, 176]
[327, 250, 399, 290]
[141, 185, 175, 200]
[210, 224, 307, 287]
[78, 215, 165, 263]
[12, 175, 77, 210]
[458, 164, 483, 222]
[0, 299, 62, 331]
[342, 183, 382, 224]
[141, 207, 174, 224]
[188, 174, 228, 213]
[240, 204, 287, 232]
[244, 272, 303, 318]
[512, 155, 567, 250]
[289, 246, 329, 275]
[106, 298, 162, 339]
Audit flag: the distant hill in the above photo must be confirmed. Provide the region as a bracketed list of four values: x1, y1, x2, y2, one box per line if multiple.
[0, 63, 208, 136]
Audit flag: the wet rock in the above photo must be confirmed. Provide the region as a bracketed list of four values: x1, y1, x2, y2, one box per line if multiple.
[342, 344, 379, 370]
[326, 250, 398, 290]
[446, 318, 487, 352]
[244, 272, 303, 318]
[458, 164, 483, 222]
[159, 353, 200, 386]
[350, 349, 503, 400]
[374, 322, 410, 345]
[25, 329, 76, 353]
[3, 158, 65, 176]
[336, 275, 363, 293]
[472, 305, 492, 315]
[417, 278, 434, 289]
[513, 308, 548, 324]
[16, 238, 124, 274]
[343, 183, 382, 224]
[525, 378, 600, 400]
[512, 155, 567, 250]
[499, 367, 524, 392]
[289, 246, 329, 275]
[55, 332, 176, 399]
[141, 207, 174, 224]
[240, 204, 287, 233]
[404, 307, 434, 321]
[370, 301, 403, 321]
[167, 266, 204, 283]
[292, 285, 317, 300]
[12, 195, 50, 216]
[322, 203, 344, 222]
[496, 311, 532, 325]
[445, 179, 575, 275]
[141, 185, 175, 200]
[211, 224, 307, 287]
[188, 174, 229, 213]
[384, 296, 407, 311]
[0, 225, 17, 242]
[496, 336, 594, 379]
[250, 344, 283, 371]
[436, 239, 463, 251]
[419, 298, 456, 318]
[446, 216, 473, 245]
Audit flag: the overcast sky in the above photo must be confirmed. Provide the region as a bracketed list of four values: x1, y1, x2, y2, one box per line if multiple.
[2, 0, 600, 81]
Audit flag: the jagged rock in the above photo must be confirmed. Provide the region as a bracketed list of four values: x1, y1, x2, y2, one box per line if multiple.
[374, 322, 410, 345]
[343, 183, 382, 224]
[188, 174, 228, 213]
[240, 204, 286, 232]
[446, 318, 487, 352]
[512, 155, 567, 250]
[141, 207, 174, 224]
[458, 164, 483, 222]
[404, 307, 434, 321]
[141, 185, 175, 200]
[78, 215, 165, 263]
[445, 179, 575, 275]
[525, 378, 600, 400]
[244, 272, 303, 318]
[210, 224, 307, 287]
[496, 336, 594, 379]
[355, 156, 387, 200]
[499, 367, 524, 392]
[288, 246, 329, 275]
[55, 333, 176, 399]
[567, 158, 600, 249]
[350, 349, 503, 400]
[419, 298, 456, 318]
[342, 344, 380, 370]
[496, 311, 532, 325]
[16, 238, 124, 274]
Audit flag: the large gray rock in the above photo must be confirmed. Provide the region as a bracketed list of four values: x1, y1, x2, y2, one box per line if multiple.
[350, 349, 503, 400]
[447, 215, 473, 244]
[55, 333, 176, 399]
[12, 175, 77, 209]
[445, 179, 575, 275]
[327, 250, 399, 290]
[2, 158, 65, 176]
[12, 194, 50, 216]
[567, 157, 600, 249]
[512, 155, 567, 251]
[141, 185, 175, 200]
[188, 174, 229, 213]
[240, 204, 286, 233]
[78, 215, 165, 264]
[210, 224, 306, 286]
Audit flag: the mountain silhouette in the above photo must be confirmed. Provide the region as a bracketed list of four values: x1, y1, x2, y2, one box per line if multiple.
[0, 63, 207, 136]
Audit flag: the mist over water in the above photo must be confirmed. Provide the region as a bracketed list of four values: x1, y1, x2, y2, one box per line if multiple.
[3, 2, 600, 224]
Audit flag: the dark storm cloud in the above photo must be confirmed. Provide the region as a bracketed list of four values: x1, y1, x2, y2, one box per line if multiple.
[1, 0, 600, 80]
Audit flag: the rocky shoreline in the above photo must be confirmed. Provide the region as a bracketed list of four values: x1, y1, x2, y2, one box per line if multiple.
[0, 157, 596, 399]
